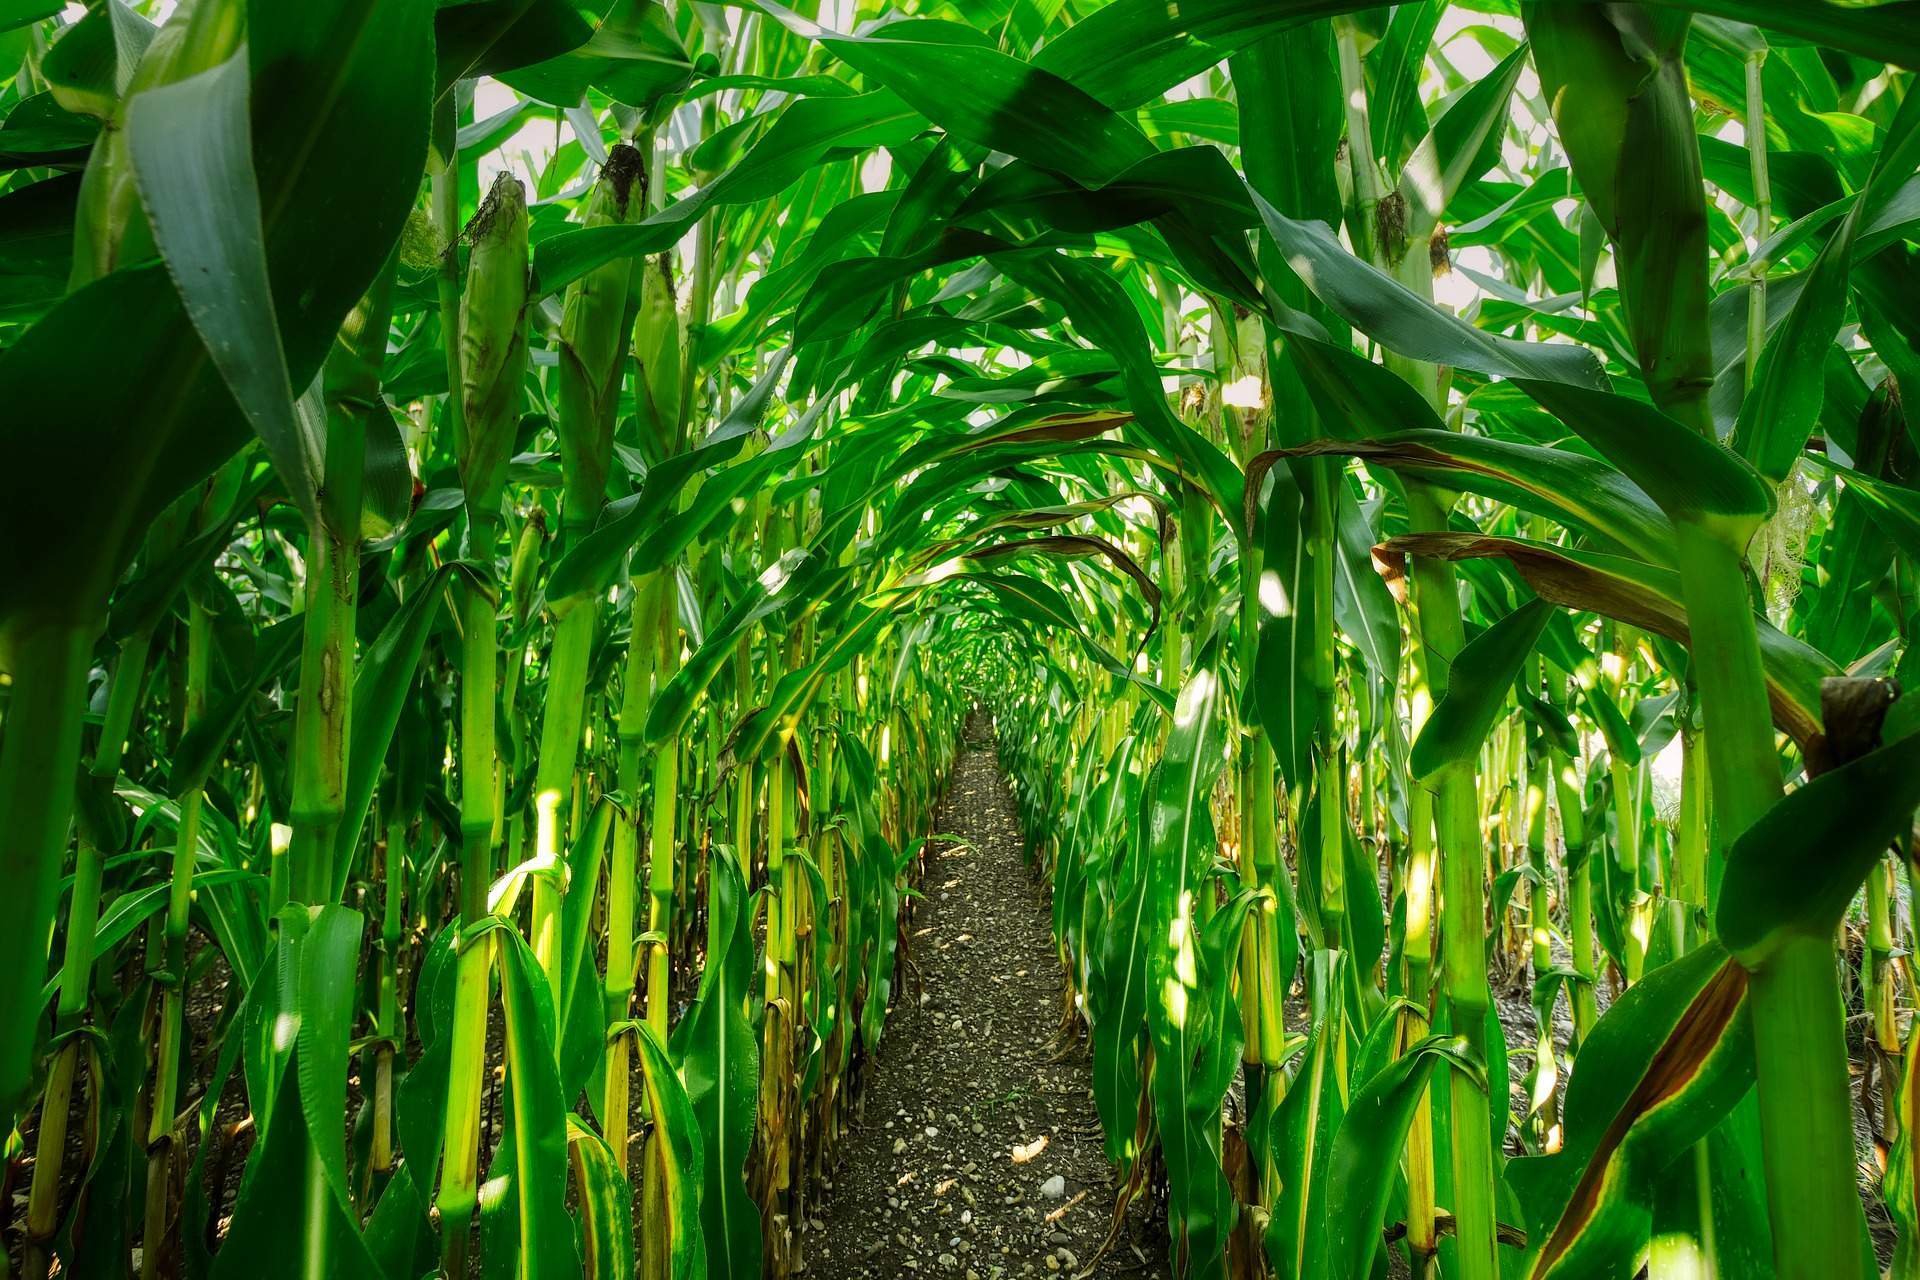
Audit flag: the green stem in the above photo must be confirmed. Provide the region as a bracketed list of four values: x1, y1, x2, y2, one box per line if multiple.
[643, 584, 681, 1039]
[440, 530, 500, 1270]
[1669, 525, 1780, 836]
[147, 600, 209, 1280]
[1672, 517, 1857, 1280]
[0, 622, 92, 1124]
[1407, 490, 1500, 1280]
[530, 597, 595, 1011]
[1556, 748, 1598, 1048]
[1434, 764, 1501, 1280]
[1746, 934, 1867, 1279]
[459, 544, 499, 925]
[604, 574, 657, 1172]
[289, 412, 364, 907]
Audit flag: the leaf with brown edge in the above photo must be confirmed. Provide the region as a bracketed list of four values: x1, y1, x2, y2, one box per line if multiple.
[960, 534, 1162, 646]
[1283, 431, 1676, 565]
[1377, 533, 1835, 755]
[1506, 945, 1753, 1280]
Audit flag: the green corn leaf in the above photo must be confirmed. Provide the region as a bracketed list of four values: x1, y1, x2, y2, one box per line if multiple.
[1515, 379, 1773, 538]
[564, 1116, 636, 1280]
[1397, 42, 1529, 241]
[1285, 427, 1679, 565]
[292, 906, 364, 1206]
[1507, 946, 1754, 1280]
[1264, 991, 1346, 1280]
[1410, 598, 1552, 781]
[545, 352, 799, 605]
[1717, 712, 1920, 967]
[1526, 4, 1711, 429]
[1034, 0, 1301, 110]
[1332, 483, 1401, 691]
[0, 0, 432, 647]
[559, 801, 613, 1100]
[1733, 89, 1920, 483]
[762, 8, 1154, 189]
[434, 0, 598, 89]
[1381, 532, 1835, 753]
[1328, 1035, 1477, 1280]
[1806, 452, 1920, 562]
[500, 0, 695, 115]
[1254, 460, 1316, 786]
[670, 843, 763, 1280]
[633, 1020, 710, 1280]
[491, 924, 583, 1280]
[1143, 658, 1234, 1278]
[1252, 193, 1608, 391]
[169, 615, 303, 796]
[213, 1052, 387, 1280]
[329, 565, 460, 898]
[530, 91, 924, 298]
[127, 51, 315, 523]
[1369, 1, 1445, 174]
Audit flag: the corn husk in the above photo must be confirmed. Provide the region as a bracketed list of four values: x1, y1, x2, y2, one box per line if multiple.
[456, 172, 530, 527]
[555, 143, 646, 533]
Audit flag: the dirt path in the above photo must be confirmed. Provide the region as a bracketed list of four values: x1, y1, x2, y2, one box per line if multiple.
[807, 717, 1170, 1280]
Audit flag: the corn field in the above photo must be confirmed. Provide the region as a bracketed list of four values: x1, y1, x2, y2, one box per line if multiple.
[1, 1, 1919, 1278]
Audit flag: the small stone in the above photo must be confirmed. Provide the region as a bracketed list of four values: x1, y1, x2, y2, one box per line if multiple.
[1045, 1232, 1070, 1246]
[1055, 1248, 1079, 1269]
[971, 1123, 985, 1135]
[893, 1138, 909, 1155]
[1045, 1258, 1061, 1273]
[926, 1126, 939, 1138]
[1040, 1176, 1067, 1200]
[939, 1253, 959, 1269]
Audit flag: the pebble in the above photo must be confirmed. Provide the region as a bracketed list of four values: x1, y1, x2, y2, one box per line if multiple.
[1040, 1175, 1066, 1199]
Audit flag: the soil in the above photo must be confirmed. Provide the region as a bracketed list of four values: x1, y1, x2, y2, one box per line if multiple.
[805, 714, 1171, 1280]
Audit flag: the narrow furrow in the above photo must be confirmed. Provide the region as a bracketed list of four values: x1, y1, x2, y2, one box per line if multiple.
[808, 717, 1169, 1280]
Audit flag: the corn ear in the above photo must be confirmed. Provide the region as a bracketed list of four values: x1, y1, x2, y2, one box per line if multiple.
[632, 252, 683, 457]
[555, 143, 646, 535]
[456, 172, 530, 530]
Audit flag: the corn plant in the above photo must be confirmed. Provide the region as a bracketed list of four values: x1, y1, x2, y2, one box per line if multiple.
[2, 3, 1919, 1280]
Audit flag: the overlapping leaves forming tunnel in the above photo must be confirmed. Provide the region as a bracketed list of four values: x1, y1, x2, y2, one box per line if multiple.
[2, 3, 1920, 1280]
